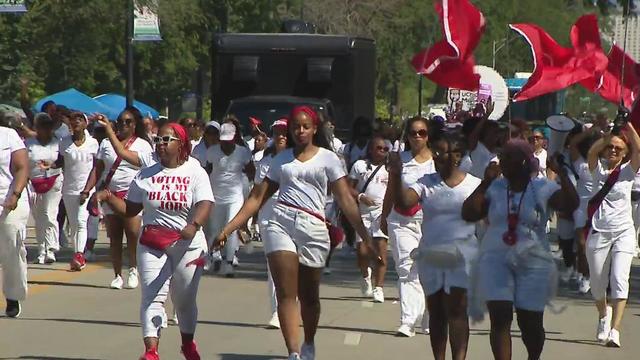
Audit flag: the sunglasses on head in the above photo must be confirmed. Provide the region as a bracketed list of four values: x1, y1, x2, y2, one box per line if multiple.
[409, 129, 428, 138]
[153, 135, 180, 145]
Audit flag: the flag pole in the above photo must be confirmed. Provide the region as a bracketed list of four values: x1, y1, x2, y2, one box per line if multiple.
[619, 0, 631, 108]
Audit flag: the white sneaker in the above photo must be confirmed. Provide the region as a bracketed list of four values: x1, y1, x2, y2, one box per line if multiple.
[45, 251, 56, 264]
[360, 268, 373, 297]
[372, 286, 384, 303]
[300, 342, 315, 360]
[560, 266, 574, 283]
[232, 255, 239, 267]
[34, 254, 45, 264]
[421, 314, 430, 335]
[267, 312, 280, 329]
[169, 311, 179, 325]
[323, 267, 332, 275]
[596, 307, 612, 342]
[220, 262, 235, 278]
[125, 267, 139, 289]
[288, 353, 301, 360]
[84, 249, 96, 262]
[606, 328, 621, 348]
[110, 275, 124, 290]
[396, 324, 415, 337]
[578, 277, 591, 294]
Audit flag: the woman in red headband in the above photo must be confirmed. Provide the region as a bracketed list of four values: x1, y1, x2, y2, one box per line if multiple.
[96, 123, 214, 360]
[214, 105, 379, 360]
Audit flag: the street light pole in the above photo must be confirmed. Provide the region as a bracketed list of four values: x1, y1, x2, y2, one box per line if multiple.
[126, 0, 134, 108]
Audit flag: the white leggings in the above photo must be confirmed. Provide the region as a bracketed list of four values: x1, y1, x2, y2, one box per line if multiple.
[138, 235, 206, 338]
[31, 178, 62, 255]
[62, 193, 92, 254]
[387, 211, 426, 327]
[208, 201, 242, 261]
[586, 228, 636, 300]
[0, 199, 29, 301]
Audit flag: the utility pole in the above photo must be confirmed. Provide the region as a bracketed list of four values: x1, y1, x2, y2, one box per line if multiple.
[126, 0, 134, 107]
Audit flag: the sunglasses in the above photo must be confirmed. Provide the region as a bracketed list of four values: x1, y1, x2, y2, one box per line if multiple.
[409, 129, 428, 138]
[153, 135, 180, 145]
[117, 118, 134, 126]
[606, 144, 626, 152]
[375, 145, 390, 152]
[529, 135, 544, 140]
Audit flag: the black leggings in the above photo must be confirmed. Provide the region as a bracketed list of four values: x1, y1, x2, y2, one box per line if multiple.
[559, 237, 575, 268]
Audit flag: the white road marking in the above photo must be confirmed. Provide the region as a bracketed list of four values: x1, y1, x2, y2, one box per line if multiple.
[344, 332, 362, 346]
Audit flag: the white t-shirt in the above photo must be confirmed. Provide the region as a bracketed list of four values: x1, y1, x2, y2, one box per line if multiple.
[483, 178, 560, 252]
[96, 138, 153, 192]
[632, 169, 640, 193]
[206, 144, 252, 203]
[349, 159, 389, 215]
[399, 151, 436, 187]
[534, 148, 547, 178]
[0, 127, 27, 201]
[590, 161, 635, 232]
[127, 159, 214, 232]
[267, 147, 346, 216]
[469, 142, 497, 179]
[410, 173, 481, 248]
[253, 149, 265, 165]
[330, 137, 343, 153]
[574, 157, 593, 200]
[26, 137, 61, 179]
[60, 135, 100, 195]
[341, 142, 368, 170]
[191, 140, 208, 168]
[54, 123, 71, 141]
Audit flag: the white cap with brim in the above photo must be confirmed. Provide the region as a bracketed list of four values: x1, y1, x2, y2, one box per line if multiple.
[206, 121, 221, 132]
[219, 122, 236, 141]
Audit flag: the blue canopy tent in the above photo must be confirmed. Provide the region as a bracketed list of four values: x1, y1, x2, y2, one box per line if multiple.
[35, 88, 120, 120]
[94, 93, 160, 120]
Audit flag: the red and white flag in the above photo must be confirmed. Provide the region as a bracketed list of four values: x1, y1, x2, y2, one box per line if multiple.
[411, 0, 485, 90]
[511, 17, 608, 101]
[596, 45, 639, 108]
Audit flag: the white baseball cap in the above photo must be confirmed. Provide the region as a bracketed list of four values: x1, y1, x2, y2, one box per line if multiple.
[206, 121, 221, 132]
[219, 122, 236, 141]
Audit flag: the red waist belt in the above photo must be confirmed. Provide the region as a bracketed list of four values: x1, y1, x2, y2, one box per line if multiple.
[393, 204, 421, 217]
[31, 174, 60, 194]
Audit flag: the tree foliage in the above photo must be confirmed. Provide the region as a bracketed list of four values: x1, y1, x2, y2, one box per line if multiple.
[0, 0, 623, 119]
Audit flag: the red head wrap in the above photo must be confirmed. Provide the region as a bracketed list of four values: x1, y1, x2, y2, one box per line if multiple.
[167, 123, 191, 163]
[290, 106, 320, 126]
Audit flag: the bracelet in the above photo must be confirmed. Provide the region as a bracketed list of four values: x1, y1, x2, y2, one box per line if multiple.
[357, 193, 365, 202]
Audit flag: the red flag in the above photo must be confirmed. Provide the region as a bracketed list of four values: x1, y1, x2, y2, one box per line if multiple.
[571, 14, 608, 92]
[596, 45, 639, 108]
[411, 0, 485, 91]
[510, 22, 608, 101]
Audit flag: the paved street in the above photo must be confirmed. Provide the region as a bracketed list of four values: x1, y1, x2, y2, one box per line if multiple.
[1, 226, 640, 360]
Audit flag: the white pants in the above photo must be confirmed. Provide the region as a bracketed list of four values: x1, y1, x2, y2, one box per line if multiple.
[0, 199, 30, 301]
[88, 214, 99, 241]
[62, 193, 93, 254]
[30, 177, 62, 255]
[258, 218, 277, 315]
[586, 228, 636, 300]
[208, 201, 243, 262]
[138, 235, 206, 338]
[387, 211, 426, 327]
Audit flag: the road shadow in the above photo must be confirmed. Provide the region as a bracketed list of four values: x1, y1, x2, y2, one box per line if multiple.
[218, 355, 287, 360]
[17, 317, 138, 328]
[0, 357, 101, 360]
[28, 280, 111, 290]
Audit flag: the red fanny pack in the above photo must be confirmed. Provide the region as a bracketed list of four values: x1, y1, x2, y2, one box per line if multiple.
[31, 174, 59, 194]
[278, 201, 345, 249]
[394, 203, 421, 217]
[113, 190, 128, 199]
[139, 225, 183, 251]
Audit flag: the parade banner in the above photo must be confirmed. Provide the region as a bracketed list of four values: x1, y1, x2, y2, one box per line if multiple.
[447, 65, 509, 120]
[133, 0, 162, 42]
[0, 0, 27, 13]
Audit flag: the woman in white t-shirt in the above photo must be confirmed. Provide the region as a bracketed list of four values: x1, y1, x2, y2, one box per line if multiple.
[213, 106, 379, 360]
[391, 129, 480, 360]
[82, 108, 153, 290]
[462, 140, 578, 360]
[381, 116, 435, 337]
[348, 135, 389, 301]
[205, 120, 255, 277]
[584, 123, 640, 348]
[253, 118, 289, 329]
[0, 122, 30, 318]
[26, 113, 62, 264]
[96, 123, 213, 360]
[48, 112, 101, 271]
[530, 129, 547, 178]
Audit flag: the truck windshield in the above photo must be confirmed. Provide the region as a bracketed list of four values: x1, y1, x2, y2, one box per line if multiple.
[226, 101, 327, 135]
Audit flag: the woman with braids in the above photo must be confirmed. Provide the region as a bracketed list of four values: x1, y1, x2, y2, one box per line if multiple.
[390, 127, 480, 360]
[95, 123, 213, 360]
[213, 106, 380, 360]
[462, 140, 578, 360]
[82, 107, 153, 289]
[381, 116, 435, 336]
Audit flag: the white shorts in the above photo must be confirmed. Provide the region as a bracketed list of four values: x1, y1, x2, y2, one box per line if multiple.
[263, 203, 330, 268]
[477, 251, 553, 312]
[355, 211, 388, 243]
